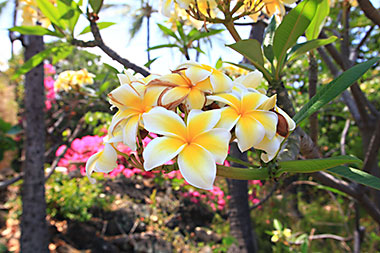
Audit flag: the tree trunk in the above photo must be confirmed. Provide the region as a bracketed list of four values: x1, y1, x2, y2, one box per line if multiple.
[20, 35, 49, 253]
[227, 144, 258, 253]
[227, 21, 266, 252]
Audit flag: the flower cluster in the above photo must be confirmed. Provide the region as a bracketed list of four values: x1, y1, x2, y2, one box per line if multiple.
[86, 62, 294, 190]
[54, 69, 95, 92]
[160, 0, 296, 23]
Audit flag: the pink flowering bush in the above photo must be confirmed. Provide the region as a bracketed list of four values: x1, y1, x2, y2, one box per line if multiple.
[44, 63, 56, 110]
[56, 133, 262, 212]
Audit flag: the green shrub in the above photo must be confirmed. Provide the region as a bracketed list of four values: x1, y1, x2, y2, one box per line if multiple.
[46, 173, 113, 222]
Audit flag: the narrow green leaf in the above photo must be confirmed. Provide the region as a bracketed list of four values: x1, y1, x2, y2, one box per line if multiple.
[9, 26, 64, 37]
[288, 36, 337, 62]
[78, 22, 115, 35]
[157, 23, 179, 41]
[273, 0, 319, 75]
[52, 45, 73, 64]
[305, 0, 329, 40]
[147, 44, 179, 51]
[176, 21, 186, 43]
[12, 44, 72, 79]
[328, 166, 380, 191]
[144, 57, 159, 69]
[277, 155, 363, 175]
[293, 57, 379, 124]
[227, 39, 271, 81]
[57, 0, 82, 34]
[190, 29, 224, 41]
[36, 0, 65, 29]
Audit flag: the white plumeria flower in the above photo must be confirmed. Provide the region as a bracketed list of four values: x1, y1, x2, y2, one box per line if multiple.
[85, 143, 118, 184]
[107, 73, 163, 151]
[234, 70, 263, 90]
[208, 91, 278, 152]
[142, 107, 231, 190]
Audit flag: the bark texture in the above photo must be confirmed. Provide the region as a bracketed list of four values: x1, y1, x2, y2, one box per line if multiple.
[227, 143, 258, 253]
[20, 35, 49, 253]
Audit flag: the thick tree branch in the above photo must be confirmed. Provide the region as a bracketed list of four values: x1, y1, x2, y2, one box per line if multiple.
[357, 0, 380, 27]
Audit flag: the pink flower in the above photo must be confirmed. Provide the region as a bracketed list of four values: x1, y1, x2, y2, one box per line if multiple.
[44, 63, 56, 75]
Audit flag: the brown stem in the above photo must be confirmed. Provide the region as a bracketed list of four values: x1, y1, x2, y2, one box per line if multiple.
[308, 52, 318, 145]
[357, 0, 380, 27]
[224, 21, 242, 42]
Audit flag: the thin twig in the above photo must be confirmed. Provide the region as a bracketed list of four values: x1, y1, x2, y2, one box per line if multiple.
[362, 118, 380, 173]
[340, 119, 351, 155]
[250, 182, 278, 210]
[0, 173, 24, 190]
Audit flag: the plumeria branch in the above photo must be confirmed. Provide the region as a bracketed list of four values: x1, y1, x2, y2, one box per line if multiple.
[216, 165, 270, 180]
[71, 17, 150, 77]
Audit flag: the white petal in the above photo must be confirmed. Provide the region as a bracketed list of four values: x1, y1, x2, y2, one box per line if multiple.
[85, 152, 102, 184]
[178, 143, 216, 190]
[143, 136, 186, 171]
[142, 107, 187, 140]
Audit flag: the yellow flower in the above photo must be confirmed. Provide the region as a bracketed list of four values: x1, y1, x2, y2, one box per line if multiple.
[283, 228, 292, 238]
[142, 107, 231, 190]
[72, 69, 95, 86]
[271, 230, 280, 242]
[254, 95, 296, 162]
[208, 91, 278, 152]
[54, 70, 75, 91]
[262, 0, 297, 17]
[85, 143, 118, 184]
[108, 73, 163, 151]
[149, 62, 232, 110]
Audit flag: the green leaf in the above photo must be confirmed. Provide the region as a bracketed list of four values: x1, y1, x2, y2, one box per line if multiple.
[273, 219, 282, 231]
[78, 22, 115, 35]
[9, 26, 64, 37]
[89, 0, 103, 13]
[288, 36, 337, 62]
[57, 0, 82, 34]
[263, 44, 274, 63]
[293, 57, 379, 124]
[36, 0, 66, 29]
[0, 118, 12, 132]
[305, 0, 329, 40]
[273, 0, 319, 76]
[328, 166, 380, 191]
[190, 28, 224, 41]
[144, 57, 158, 68]
[52, 44, 73, 64]
[176, 21, 186, 43]
[277, 155, 363, 175]
[147, 44, 179, 51]
[215, 57, 223, 69]
[227, 39, 271, 81]
[224, 61, 256, 72]
[157, 23, 179, 41]
[12, 44, 73, 79]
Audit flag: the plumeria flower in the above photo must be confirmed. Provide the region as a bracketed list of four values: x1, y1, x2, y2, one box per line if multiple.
[254, 95, 296, 162]
[234, 70, 263, 90]
[208, 91, 278, 152]
[108, 73, 163, 151]
[160, 0, 192, 17]
[142, 107, 231, 190]
[148, 62, 232, 110]
[85, 143, 118, 184]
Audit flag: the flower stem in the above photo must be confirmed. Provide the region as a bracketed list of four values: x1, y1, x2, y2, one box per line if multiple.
[217, 165, 270, 180]
[224, 21, 242, 42]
